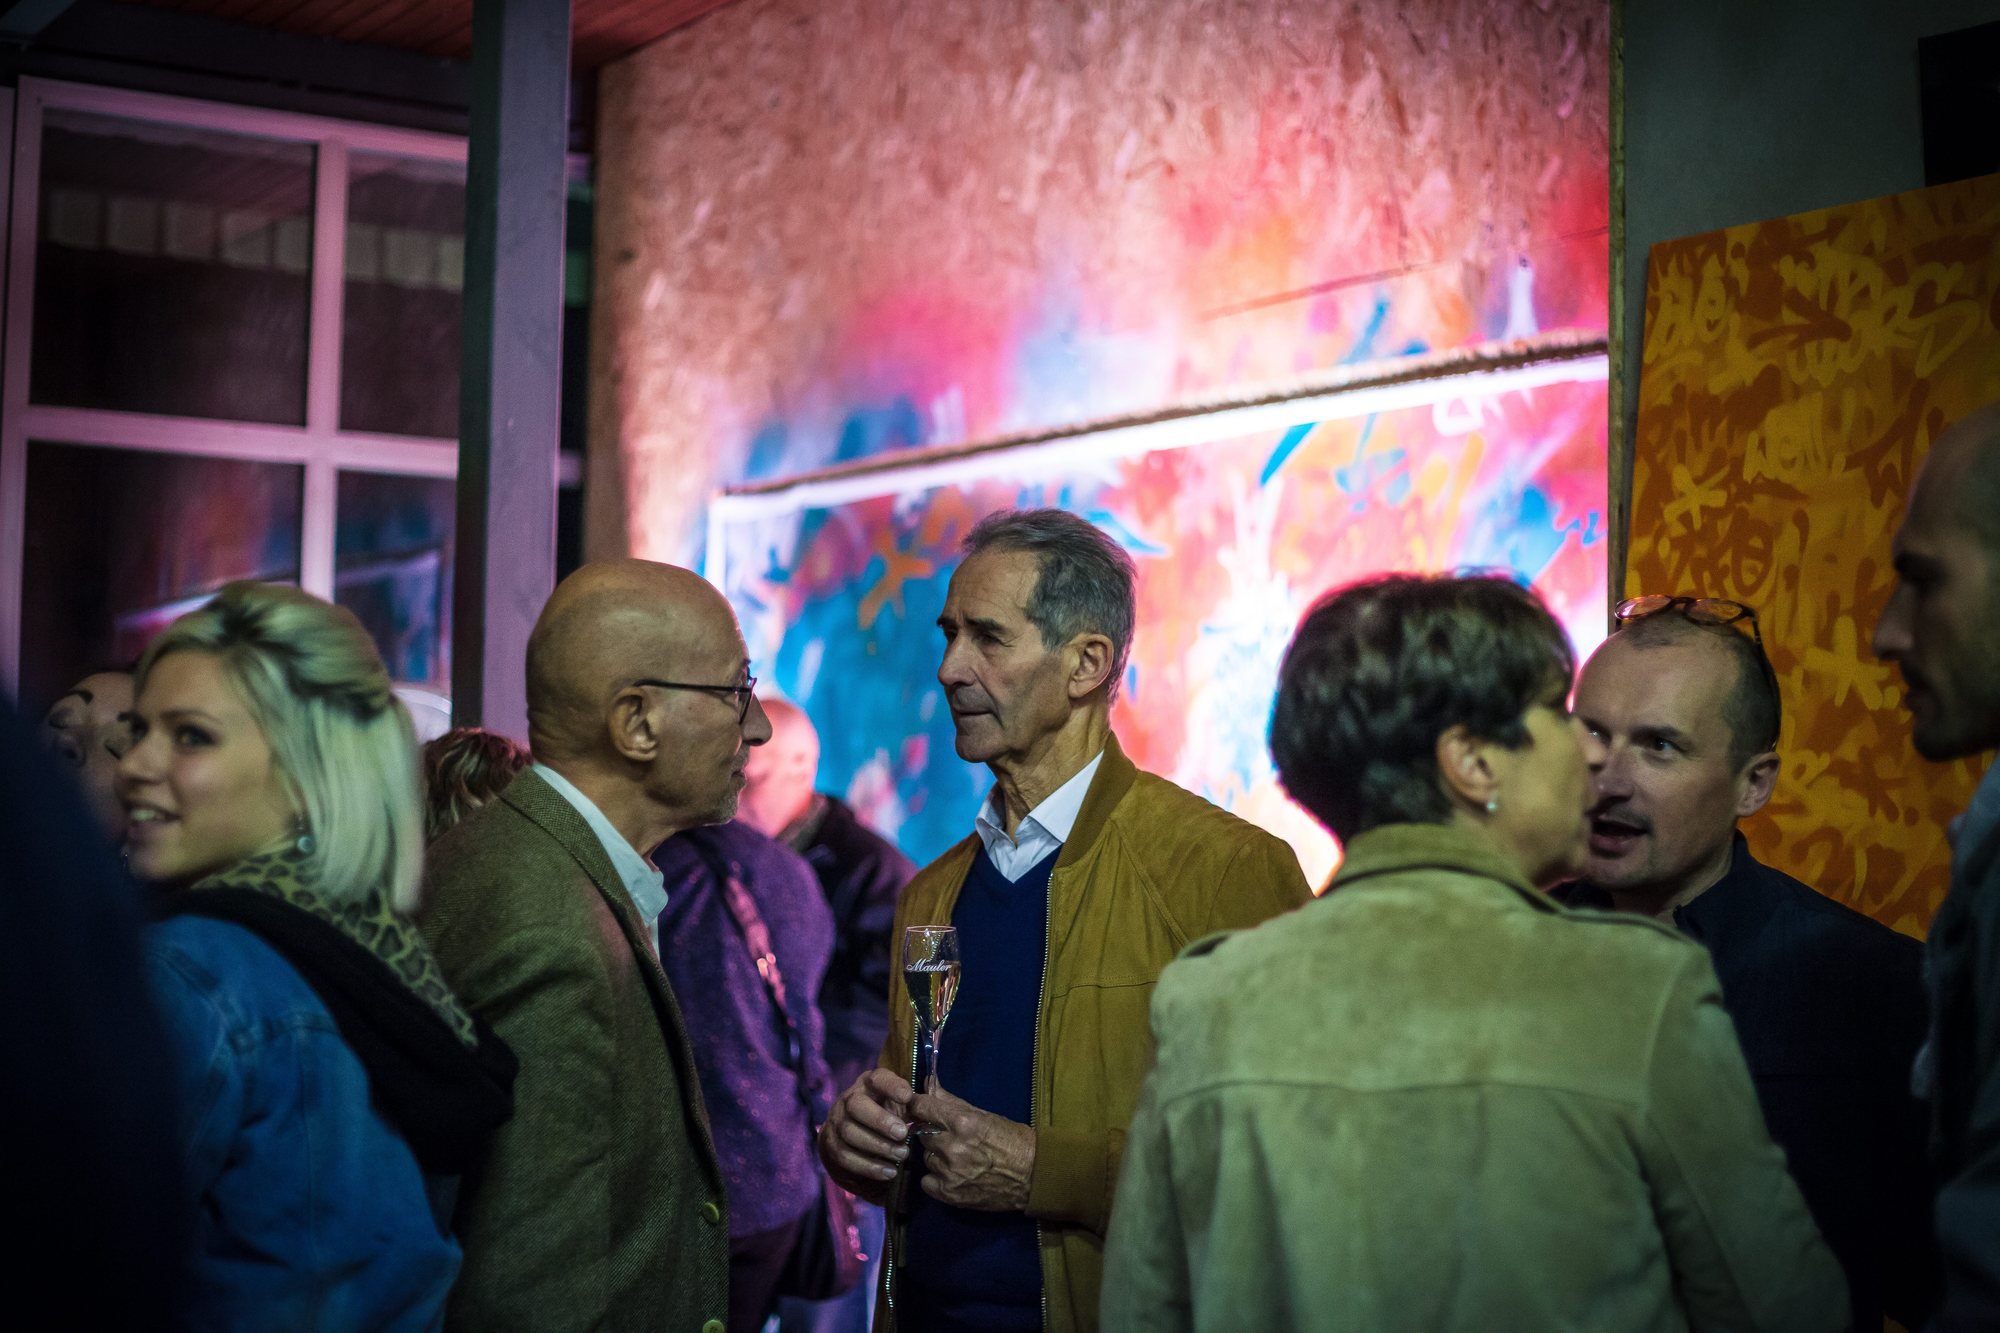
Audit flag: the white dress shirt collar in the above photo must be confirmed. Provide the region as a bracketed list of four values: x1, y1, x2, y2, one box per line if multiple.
[972, 749, 1105, 884]
[532, 762, 670, 955]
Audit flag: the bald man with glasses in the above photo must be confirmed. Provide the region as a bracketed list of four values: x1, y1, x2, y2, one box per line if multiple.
[420, 559, 772, 1333]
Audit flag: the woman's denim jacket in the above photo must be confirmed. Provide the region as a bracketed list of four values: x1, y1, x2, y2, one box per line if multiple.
[147, 915, 460, 1332]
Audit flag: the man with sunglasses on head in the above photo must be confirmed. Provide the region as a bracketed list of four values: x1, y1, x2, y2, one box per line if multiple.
[420, 560, 770, 1333]
[1558, 594, 1934, 1332]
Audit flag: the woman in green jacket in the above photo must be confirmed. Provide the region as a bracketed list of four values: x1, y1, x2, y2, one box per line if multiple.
[1102, 573, 1845, 1333]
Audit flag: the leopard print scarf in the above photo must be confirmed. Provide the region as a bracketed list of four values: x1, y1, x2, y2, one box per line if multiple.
[191, 845, 477, 1046]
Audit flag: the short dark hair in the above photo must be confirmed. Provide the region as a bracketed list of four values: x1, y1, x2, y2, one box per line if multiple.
[1270, 574, 1576, 841]
[1611, 614, 1781, 769]
[963, 508, 1138, 702]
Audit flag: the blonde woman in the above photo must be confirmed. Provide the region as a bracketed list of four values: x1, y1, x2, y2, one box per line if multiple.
[119, 582, 516, 1332]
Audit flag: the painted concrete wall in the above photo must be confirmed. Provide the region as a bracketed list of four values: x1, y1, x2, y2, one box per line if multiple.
[590, 0, 1610, 565]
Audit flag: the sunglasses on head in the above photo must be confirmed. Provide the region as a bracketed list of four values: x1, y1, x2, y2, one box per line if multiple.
[1614, 594, 1763, 646]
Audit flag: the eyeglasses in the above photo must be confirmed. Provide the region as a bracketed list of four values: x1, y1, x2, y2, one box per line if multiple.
[1614, 595, 1762, 645]
[631, 675, 760, 724]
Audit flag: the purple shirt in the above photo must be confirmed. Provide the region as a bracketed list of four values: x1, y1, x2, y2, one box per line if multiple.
[653, 821, 836, 1237]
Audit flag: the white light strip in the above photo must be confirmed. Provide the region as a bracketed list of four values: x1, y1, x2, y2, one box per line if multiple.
[711, 353, 1608, 526]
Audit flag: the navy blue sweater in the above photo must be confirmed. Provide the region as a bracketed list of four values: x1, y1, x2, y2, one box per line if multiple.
[901, 841, 1054, 1331]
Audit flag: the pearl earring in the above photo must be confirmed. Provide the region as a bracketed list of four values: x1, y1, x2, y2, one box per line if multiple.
[293, 814, 316, 856]
[1483, 797, 1499, 815]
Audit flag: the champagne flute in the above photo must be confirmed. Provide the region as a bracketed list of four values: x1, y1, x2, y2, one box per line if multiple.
[903, 925, 961, 1136]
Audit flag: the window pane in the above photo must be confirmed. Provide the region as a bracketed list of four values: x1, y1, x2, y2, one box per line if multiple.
[342, 152, 465, 438]
[334, 470, 455, 688]
[31, 110, 314, 423]
[19, 442, 303, 709]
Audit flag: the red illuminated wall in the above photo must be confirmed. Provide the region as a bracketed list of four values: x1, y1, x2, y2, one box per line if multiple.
[589, 0, 1610, 563]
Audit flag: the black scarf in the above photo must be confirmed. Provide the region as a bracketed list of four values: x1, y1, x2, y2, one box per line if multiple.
[160, 887, 517, 1176]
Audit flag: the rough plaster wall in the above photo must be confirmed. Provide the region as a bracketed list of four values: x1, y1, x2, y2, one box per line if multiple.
[591, 0, 1609, 564]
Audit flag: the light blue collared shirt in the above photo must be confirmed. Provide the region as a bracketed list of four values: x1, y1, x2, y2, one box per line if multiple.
[972, 750, 1104, 883]
[532, 762, 670, 956]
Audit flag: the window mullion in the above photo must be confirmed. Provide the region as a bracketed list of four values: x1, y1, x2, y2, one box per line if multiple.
[307, 135, 350, 434]
[300, 452, 336, 600]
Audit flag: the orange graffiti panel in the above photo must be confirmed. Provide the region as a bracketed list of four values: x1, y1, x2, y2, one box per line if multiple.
[1630, 173, 2000, 937]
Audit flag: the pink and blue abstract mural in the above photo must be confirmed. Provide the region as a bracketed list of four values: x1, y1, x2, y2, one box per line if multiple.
[715, 364, 1609, 882]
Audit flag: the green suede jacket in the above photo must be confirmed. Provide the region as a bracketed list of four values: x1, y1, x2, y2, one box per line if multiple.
[1102, 821, 1848, 1333]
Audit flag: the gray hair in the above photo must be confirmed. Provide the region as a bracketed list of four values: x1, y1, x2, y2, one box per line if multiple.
[963, 508, 1137, 702]
[137, 582, 424, 912]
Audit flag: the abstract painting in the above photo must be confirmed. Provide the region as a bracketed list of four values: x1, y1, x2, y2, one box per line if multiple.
[716, 361, 1610, 880]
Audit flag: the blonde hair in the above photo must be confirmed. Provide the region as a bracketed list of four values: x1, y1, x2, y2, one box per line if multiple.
[422, 726, 530, 841]
[136, 581, 424, 912]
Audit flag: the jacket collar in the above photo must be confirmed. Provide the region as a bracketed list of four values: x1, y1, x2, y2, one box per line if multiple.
[1330, 820, 1556, 912]
[1666, 834, 1778, 947]
[499, 769, 723, 1168]
[1054, 730, 1138, 872]
[1557, 832, 1777, 947]
[503, 767, 627, 902]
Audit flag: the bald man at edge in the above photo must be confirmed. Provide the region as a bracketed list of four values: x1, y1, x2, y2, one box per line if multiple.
[420, 561, 771, 1333]
[1874, 402, 2000, 1327]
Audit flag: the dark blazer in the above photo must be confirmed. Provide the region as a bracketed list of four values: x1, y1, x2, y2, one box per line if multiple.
[1562, 835, 1936, 1330]
[1929, 810, 2000, 1330]
[420, 768, 727, 1332]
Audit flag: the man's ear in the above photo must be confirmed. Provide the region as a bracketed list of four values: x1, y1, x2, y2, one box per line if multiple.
[1735, 749, 1780, 818]
[605, 688, 662, 764]
[1434, 724, 1499, 811]
[1066, 633, 1116, 701]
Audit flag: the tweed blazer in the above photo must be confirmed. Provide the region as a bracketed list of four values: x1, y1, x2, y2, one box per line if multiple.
[420, 769, 728, 1333]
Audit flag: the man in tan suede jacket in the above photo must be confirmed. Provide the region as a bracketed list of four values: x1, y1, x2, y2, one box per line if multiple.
[818, 509, 1309, 1333]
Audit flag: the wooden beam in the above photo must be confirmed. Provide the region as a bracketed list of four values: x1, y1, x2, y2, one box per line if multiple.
[452, 0, 569, 739]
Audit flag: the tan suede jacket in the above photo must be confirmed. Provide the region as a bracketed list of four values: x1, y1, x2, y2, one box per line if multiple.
[875, 733, 1311, 1333]
[1100, 821, 1848, 1333]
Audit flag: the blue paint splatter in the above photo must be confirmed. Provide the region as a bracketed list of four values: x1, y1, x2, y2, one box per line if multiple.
[1259, 421, 1318, 486]
[758, 518, 985, 864]
[835, 398, 926, 463]
[1343, 295, 1391, 366]
[1458, 482, 1588, 584]
[745, 420, 793, 481]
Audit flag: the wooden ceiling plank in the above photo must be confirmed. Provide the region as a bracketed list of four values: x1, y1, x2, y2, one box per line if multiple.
[231, 0, 327, 30]
[402, 2, 479, 60]
[120, 0, 745, 71]
[318, 0, 409, 42]
[575, 0, 707, 64]
[345, 0, 467, 49]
